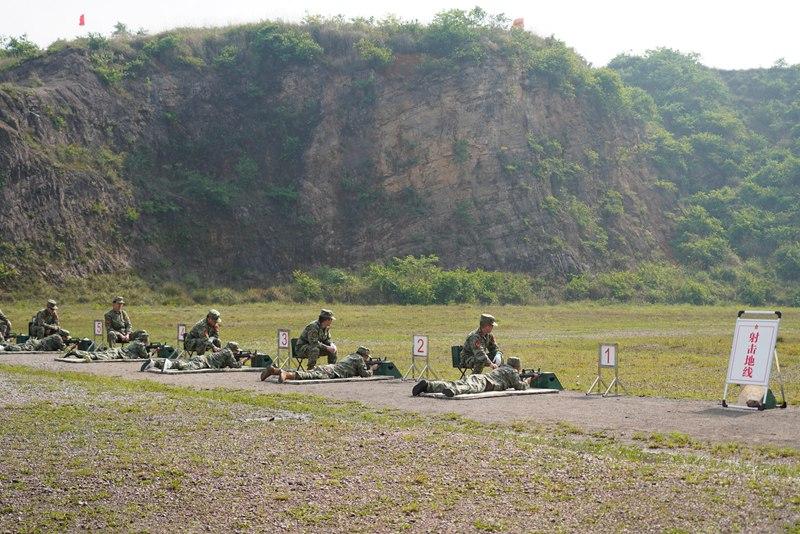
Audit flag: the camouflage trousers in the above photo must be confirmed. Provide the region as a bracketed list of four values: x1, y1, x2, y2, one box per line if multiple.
[183, 337, 219, 355]
[66, 348, 133, 361]
[460, 354, 490, 374]
[294, 366, 337, 380]
[30, 326, 57, 339]
[106, 330, 127, 348]
[2, 340, 37, 352]
[297, 345, 336, 368]
[155, 355, 208, 371]
[425, 374, 490, 396]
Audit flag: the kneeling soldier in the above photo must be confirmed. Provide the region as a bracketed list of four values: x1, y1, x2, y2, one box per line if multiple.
[271, 346, 376, 382]
[413, 356, 531, 397]
[183, 309, 223, 355]
[460, 313, 503, 375]
[141, 341, 243, 372]
[295, 309, 337, 369]
[104, 296, 133, 348]
[67, 331, 151, 361]
[3, 329, 71, 352]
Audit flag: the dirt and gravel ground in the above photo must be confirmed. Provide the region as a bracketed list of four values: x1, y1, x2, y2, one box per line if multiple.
[1, 360, 799, 533]
[3, 353, 798, 448]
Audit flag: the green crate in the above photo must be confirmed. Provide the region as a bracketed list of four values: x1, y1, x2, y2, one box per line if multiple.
[250, 353, 274, 368]
[531, 372, 563, 390]
[374, 360, 402, 378]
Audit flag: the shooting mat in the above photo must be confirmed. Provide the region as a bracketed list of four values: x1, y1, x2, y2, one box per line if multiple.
[422, 388, 559, 400]
[54, 357, 145, 364]
[281, 375, 396, 385]
[144, 367, 266, 374]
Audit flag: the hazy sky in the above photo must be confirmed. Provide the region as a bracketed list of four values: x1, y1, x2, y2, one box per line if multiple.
[2, 1, 798, 69]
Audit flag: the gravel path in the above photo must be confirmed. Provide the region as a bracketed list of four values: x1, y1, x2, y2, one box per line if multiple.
[3, 353, 798, 447]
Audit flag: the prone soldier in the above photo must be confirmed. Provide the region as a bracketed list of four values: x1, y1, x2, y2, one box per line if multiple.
[269, 346, 376, 382]
[295, 309, 337, 369]
[183, 309, 223, 355]
[30, 299, 60, 339]
[460, 313, 503, 375]
[413, 356, 531, 397]
[3, 329, 71, 352]
[104, 296, 133, 347]
[141, 341, 244, 372]
[66, 330, 151, 361]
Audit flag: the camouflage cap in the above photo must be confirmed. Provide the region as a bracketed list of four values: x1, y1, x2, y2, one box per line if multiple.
[47, 299, 58, 308]
[356, 346, 371, 356]
[507, 356, 521, 369]
[207, 309, 221, 323]
[113, 296, 125, 304]
[319, 309, 335, 321]
[479, 313, 497, 326]
[58, 328, 70, 337]
[135, 330, 149, 341]
[225, 341, 239, 351]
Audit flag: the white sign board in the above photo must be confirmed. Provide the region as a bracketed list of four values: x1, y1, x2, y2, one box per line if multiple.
[412, 335, 429, 357]
[725, 319, 779, 386]
[599, 344, 617, 368]
[277, 329, 290, 349]
[177, 323, 186, 342]
[93, 320, 103, 336]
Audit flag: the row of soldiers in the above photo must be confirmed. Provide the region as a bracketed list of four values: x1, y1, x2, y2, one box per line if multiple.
[2, 299, 535, 395]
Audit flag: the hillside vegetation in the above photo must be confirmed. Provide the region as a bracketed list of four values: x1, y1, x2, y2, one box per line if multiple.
[0, 9, 798, 305]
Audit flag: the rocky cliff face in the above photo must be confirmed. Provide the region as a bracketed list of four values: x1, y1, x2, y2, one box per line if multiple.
[0, 28, 672, 288]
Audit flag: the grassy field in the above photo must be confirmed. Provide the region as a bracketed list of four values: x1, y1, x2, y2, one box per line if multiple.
[2, 302, 798, 404]
[0, 364, 798, 532]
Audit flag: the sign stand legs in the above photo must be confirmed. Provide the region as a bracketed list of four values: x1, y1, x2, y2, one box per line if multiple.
[403, 335, 439, 381]
[587, 343, 625, 397]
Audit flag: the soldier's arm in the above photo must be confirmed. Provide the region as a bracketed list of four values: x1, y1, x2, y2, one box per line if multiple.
[512, 372, 529, 390]
[357, 358, 373, 377]
[123, 311, 132, 333]
[486, 335, 499, 358]
[474, 340, 492, 365]
[306, 327, 323, 348]
[104, 311, 113, 330]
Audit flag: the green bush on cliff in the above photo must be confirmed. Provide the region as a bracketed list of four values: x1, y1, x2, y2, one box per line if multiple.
[252, 23, 323, 64]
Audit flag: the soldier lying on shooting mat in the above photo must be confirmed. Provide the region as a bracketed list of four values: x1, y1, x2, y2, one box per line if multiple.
[30, 299, 60, 339]
[0, 309, 12, 342]
[140, 341, 245, 372]
[268, 346, 377, 382]
[460, 313, 503, 374]
[65, 330, 151, 361]
[412, 356, 531, 397]
[295, 309, 338, 369]
[2, 329, 71, 352]
[183, 309, 223, 355]
[104, 296, 133, 348]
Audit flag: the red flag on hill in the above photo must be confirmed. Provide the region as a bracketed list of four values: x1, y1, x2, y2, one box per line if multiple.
[79, 14, 85, 26]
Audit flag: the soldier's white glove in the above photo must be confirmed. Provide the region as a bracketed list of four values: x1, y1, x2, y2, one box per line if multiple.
[327, 343, 337, 354]
[491, 352, 502, 366]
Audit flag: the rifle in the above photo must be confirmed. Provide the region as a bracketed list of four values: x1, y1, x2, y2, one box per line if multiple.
[519, 368, 541, 381]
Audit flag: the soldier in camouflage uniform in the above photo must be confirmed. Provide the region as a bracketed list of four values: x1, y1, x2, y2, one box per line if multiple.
[30, 299, 60, 339]
[274, 346, 377, 382]
[460, 313, 503, 374]
[66, 331, 151, 361]
[183, 309, 223, 355]
[141, 341, 243, 372]
[295, 309, 337, 369]
[104, 296, 133, 348]
[3, 329, 71, 352]
[0, 309, 12, 342]
[413, 356, 531, 397]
